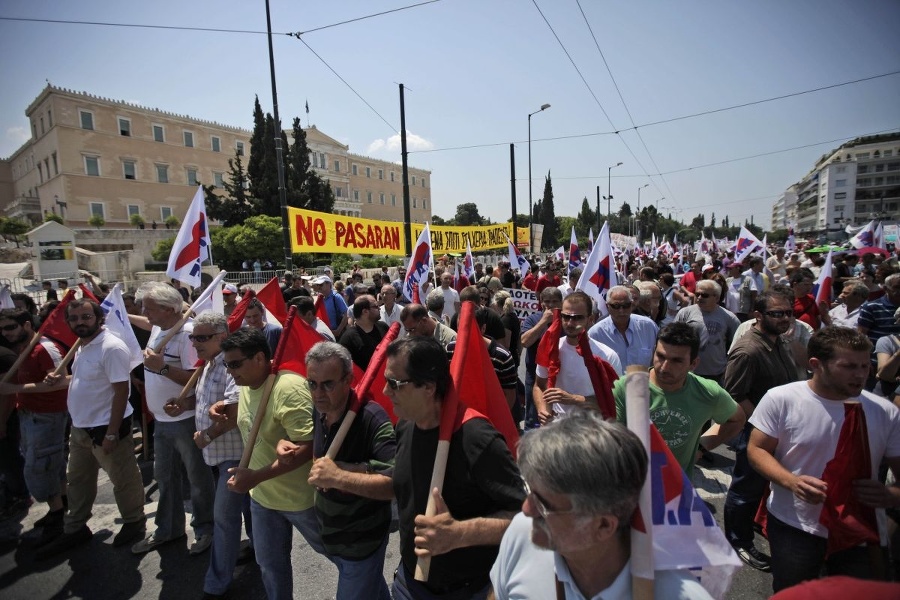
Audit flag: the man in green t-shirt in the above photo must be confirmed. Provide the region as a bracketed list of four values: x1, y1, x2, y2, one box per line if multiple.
[218, 328, 316, 600]
[614, 322, 745, 474]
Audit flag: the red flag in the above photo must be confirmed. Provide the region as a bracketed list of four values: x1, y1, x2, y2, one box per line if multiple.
[535, 308, 617, 417]
[38, 289, 78, 351]
[314, 294, 331, 326]
[818, 402, 879, 556]
[256, 277, 287, 325]
[449, 302, 519, 457]
[273, 307, 329, 376]
[227, 289, 256, 332]
[351, 322, 400, 423]
[78, 283, 100, 303]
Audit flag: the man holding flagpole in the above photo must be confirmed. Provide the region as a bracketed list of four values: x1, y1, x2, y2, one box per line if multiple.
[490, 409, 712, 599]
[385, 336, 524, 599]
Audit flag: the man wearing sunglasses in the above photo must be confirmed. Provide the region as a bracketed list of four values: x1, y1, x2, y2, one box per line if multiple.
[188, 311, 251, 599]
[385, 336, 525, 599]
[218, 328, 316, 600]
[674, 280, 741, 385]
[491, 409, 710, 599]
[277, 342, 396, 600]
[722, 289, 798, 573]
[588, 285, 658, 370]
[0, 308, 69, 546]
[339, 295, 389, 370]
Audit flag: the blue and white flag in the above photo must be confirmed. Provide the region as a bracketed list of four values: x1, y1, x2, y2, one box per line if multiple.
[100, 283, 143, 370]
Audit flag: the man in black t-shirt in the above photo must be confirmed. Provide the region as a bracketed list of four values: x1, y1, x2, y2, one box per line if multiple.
[384, 337, 524, 599]
[338, 295, 388, 370]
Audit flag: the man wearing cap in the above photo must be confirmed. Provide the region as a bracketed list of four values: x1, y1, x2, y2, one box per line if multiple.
[222, 284, 239, 319]
[316, 275, 349, 339]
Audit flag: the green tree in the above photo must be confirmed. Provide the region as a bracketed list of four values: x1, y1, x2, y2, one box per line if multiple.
[0, 218, 31, 247]
[286, 117, 335, 214]
[206, 152, 255, 226]
[514, 213, 530, 228]
[538, 171, 557, 250]
[164, 215, 180, 229]
[44, 213, 64, 224]
[690, 214, 705, 229]
[710, 212, 716, 229]
[88, 214, 105, 229]
[455, 203, 484, 226]
[431, 214, 448, 225]
[247, 96, 277, 215]
[618, 202, 632, 218]
[130, 213, 145, 229]
[577, 198, 596, 233]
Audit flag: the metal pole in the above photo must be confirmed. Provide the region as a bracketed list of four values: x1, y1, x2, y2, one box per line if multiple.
[510, 144, 517, 248]
[596, 186, 601, 233]
[607, 165, 612, 220]
[265, 0, 292, 271]
[528, 114, 533, 254]
[400, 84, 412, 256]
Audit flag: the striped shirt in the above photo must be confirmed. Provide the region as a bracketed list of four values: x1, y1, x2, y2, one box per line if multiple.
[194, 353, 243, 466]
[858, 295, 900, 363]
[446, 338, 518, 390]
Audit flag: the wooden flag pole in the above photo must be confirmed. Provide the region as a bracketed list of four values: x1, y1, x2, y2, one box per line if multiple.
[625, 365, 654, 600]
[50, 339, 83, 377]
[175, 362, 205, 403]
[326, 322, 401, 460]
[413, 439, 450, 581]
[0, 331, 42, 384]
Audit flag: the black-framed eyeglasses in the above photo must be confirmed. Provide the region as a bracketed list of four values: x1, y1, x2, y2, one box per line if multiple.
[307, 379, 341, 392]
[607, 303, 632, 310]
[523, 480, 578, 520]
[0, 323, 21, 332]
[763, 310, 791, 319]
[696, 292, 714, 298]
[560, 313, 586, 321]
[223, 357, 249, 370]
[189, 333, 220, 343]
[66, 314, 96, 322]
[385, 377, 413, 390]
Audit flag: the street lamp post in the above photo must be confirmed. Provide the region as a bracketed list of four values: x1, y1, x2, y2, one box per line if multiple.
[635, 184, 648, 240]
[606, 162, 623, 219]
[528, 103, 551, 254]
[656, 197, 665, 210]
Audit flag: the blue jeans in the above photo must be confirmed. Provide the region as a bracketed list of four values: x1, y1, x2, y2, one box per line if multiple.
[305, 522, 390, 600]
[18, 410, 67, 502]
[768, 513, 882, 592]
[153, 418, 215, 540]
[723, 424, 768, 549]
[204, 460, 248, 595]
[524, 371, 539, 430]
[250, 498, 320, 600]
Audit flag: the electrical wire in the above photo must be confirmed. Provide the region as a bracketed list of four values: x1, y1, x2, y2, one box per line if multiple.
[291, 0, 440, 35]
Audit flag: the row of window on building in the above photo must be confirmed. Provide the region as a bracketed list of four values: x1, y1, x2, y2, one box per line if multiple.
[87, 200, 175, 223]
[310, 152, 428, 188]
[74, 109, 246, 155]
[334, 188, 428, 210]
[72, 154, 226, 188]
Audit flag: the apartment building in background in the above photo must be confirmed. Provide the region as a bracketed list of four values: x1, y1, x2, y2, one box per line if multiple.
[1, 85, 432, 228]
[773, 132, 900, 236]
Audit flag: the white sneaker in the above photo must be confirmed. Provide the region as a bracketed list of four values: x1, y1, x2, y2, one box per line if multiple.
[189, 533, 213, 556]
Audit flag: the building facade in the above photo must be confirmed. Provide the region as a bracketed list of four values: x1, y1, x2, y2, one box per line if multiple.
[778, 132, 900, 236]
[1, 86, 432, 229]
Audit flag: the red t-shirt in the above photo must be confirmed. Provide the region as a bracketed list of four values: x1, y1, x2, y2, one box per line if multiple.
[522, 273, 537, 291]
[535, 274, 561, 294]
[793, 294, 821, 329]
[16, 340, 68, 413]
[680, 271, 700, 294]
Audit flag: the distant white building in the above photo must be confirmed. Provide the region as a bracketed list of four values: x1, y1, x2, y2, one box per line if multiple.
[776, 132, 900, 236]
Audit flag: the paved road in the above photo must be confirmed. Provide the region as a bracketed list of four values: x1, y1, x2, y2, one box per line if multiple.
[0, 439, 776, 600]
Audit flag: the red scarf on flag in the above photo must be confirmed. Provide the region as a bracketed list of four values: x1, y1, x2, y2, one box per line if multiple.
[819, 402, 879, 556]
[38, 289, 78, 351]
[535, 309, 618, 418]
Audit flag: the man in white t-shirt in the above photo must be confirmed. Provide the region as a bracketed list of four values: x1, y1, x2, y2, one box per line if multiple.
[131, 282, 215, 556]
[533, 291, 622, 425]
[438, 271, 460, 322]
[748, 326, 900, 593]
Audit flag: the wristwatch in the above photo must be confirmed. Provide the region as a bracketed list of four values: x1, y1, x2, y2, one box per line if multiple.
[104, 434, 118, 442]
[158, 365, 170, 376]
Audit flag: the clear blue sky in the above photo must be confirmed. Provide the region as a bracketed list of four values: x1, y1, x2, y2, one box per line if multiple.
[2, 0, 899, 230]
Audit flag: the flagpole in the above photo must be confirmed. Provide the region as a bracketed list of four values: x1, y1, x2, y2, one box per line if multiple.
[0, 331, 44, 384]
[50, 339, 83, 377]
[326, 323, 401, 460]
[625, 365, 654, 600]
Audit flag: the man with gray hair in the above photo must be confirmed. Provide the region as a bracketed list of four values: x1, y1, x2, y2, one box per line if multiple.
[276, 342, 396, 599]
[425, 288, 448, 326]
[130, 282, 215, 556]
[491, 409, 711, 599]
[588, 285, 658, 369]
[674, 279, 740, 385]
[829, 280, 870, 329]
[188, 310, 251, 598]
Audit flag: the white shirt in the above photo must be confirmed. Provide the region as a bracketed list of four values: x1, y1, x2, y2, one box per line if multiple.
[440, 286, 460, 320]
[145, 322, 199, 422]
[68, 329, 134, 428]
[829, 303, 862, 329]
[536, 337, 623, 417]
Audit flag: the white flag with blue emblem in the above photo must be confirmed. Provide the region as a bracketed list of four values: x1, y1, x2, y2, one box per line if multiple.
[100, 283, 143, 369]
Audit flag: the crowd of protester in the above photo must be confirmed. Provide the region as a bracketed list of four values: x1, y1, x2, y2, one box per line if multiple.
[0, 242, 899, 599]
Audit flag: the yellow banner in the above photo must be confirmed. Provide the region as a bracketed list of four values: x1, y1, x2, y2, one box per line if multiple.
[288, 207, 406, 256]
[411, 222, 517, 253]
